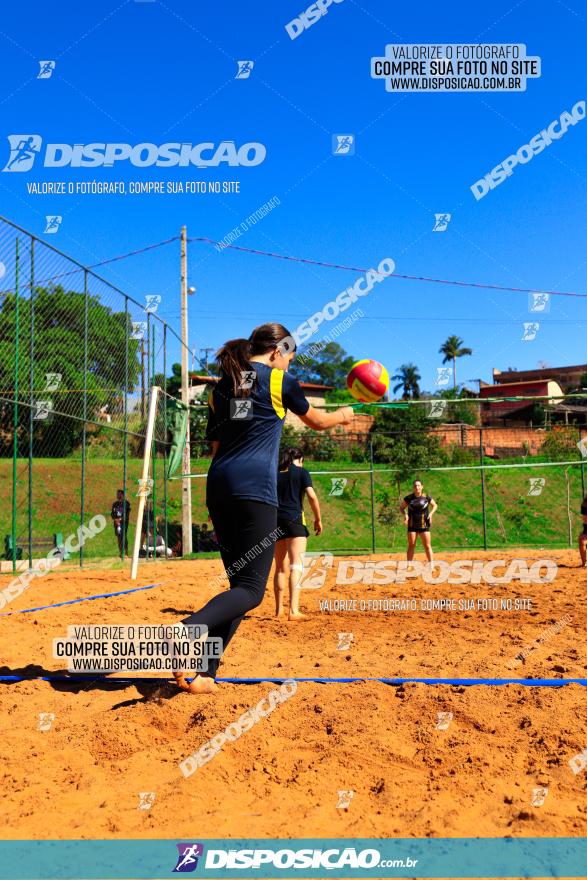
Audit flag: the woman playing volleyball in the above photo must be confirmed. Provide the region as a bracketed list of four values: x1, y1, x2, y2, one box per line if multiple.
[175, 323, 353, 694]
[273, 446, 322, 620]
[579, 493, 587, 567]
[400, 479, 437, 564]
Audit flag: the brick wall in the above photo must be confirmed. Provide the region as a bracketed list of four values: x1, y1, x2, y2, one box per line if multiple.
[430, 424, 546, 455]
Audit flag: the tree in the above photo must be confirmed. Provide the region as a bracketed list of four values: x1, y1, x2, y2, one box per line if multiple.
[439, 335, 473, 389]
[392, 363, 421, 400]
[0, 284, 141, 456]
[291, 342, 355, 391]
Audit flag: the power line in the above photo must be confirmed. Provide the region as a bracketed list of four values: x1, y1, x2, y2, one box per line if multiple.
[187, 235, 587, 299]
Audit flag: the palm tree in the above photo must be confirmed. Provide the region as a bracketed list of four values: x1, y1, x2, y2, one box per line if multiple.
[392, 363, 421, 400]
[439, 335, 473, 389]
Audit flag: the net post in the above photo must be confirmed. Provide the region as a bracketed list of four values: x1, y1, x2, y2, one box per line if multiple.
[369, 436, 376, 552]
[479, 427, 488, 550]
[79, 269, 89, 568]
[28, 237, 35, 570]
[130, 385, 160, 580]
[11, 237, 20, 574]
[122, 296, 129, 560]
[579, 426, 585, 499]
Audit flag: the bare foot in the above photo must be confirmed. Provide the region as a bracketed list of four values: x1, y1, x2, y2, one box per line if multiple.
[173, 672, 218, 694]
[275, 607, 285, 618]
[288, 611, 307, 621]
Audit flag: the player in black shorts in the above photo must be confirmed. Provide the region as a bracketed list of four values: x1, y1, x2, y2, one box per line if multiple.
[400, 479, 437, 564]
[273, 447, 322, 620]
[580, 494, 587, 567]
[176, 323, 353, 693]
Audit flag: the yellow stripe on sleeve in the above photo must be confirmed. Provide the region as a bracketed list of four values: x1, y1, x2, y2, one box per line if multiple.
[270, 368, 285, 419]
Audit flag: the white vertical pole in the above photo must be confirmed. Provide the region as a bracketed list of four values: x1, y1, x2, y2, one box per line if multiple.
[130, 385, 160, 580]
[180, 226, 193, 554]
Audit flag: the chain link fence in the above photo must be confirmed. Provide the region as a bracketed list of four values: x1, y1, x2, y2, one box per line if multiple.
[0, 215, 181, 570]
[1, 215, 586, 571]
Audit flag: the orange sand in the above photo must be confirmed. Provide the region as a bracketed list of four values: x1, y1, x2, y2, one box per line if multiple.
[0, 550, 585, 843]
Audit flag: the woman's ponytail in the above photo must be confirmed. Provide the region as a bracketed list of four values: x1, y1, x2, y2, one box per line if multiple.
[278, 446, 304, 471]
[215, 322, 294, 396]
[215, 338, 253, 396]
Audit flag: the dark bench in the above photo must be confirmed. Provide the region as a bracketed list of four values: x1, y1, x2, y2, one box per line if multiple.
[4, 533, 69, 562]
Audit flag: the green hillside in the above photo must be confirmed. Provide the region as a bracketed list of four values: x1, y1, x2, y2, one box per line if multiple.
[1, 454, 585, 565]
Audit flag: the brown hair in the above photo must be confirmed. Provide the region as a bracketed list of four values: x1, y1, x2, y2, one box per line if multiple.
[215, 323, 293, 396]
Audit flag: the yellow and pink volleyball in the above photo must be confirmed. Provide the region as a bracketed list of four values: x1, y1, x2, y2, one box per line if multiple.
[346, 359, 389, 403]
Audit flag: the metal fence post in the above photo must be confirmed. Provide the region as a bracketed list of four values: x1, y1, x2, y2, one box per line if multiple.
[479, 427, 488, 550]
[580, 427, 585, 499]
[11, 237, 20, 573]
[79, 270, 89, 567]
[369, 437, 376, 552]
[150, 318, 157, 563]
[28, 238, 35, 569]
[122, 297, 129, 560]
[162, 323, 169, 556]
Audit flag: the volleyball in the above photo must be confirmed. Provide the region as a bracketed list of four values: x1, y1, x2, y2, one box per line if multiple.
[346, 359, 389, 403]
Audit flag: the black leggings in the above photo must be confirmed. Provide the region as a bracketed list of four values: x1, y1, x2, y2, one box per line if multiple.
[182, 499, 277, 677]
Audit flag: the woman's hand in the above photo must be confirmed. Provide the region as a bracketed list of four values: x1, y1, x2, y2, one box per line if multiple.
[314, 519, 323, 536]
[338, 406, 354, 425]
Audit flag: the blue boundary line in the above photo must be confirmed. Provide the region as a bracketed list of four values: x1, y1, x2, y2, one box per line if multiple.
[0, 582, 160, 616]
[0, 675, 584, 685]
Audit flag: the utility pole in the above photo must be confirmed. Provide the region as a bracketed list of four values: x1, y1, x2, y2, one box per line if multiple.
[180, 226, 193, 555]
[140, 339, 146, 419]
[200, 347, 214, 372]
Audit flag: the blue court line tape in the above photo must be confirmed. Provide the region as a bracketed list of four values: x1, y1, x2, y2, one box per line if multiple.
[0, 675, 585, 685]
[0, 582, 160, 616]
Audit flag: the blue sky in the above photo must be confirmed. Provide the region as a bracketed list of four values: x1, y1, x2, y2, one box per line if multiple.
[1, 0, 586, 392]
